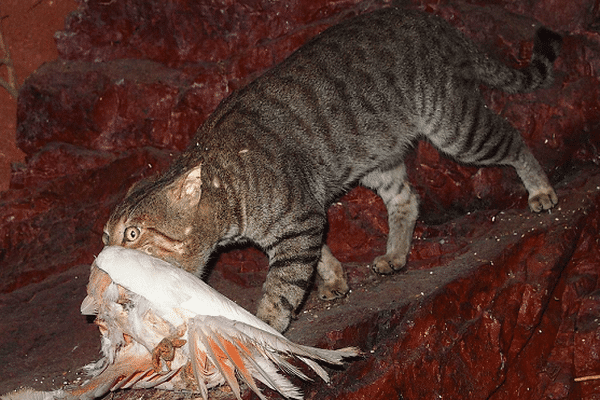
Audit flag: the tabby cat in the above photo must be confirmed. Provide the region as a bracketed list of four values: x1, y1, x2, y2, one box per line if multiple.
[103, 8, 561, 332]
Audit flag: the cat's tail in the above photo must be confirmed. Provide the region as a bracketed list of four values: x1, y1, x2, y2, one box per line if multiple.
[458, 26, 562, 94]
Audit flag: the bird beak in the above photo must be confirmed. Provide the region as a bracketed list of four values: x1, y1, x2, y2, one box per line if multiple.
[81, 295, 99, 315]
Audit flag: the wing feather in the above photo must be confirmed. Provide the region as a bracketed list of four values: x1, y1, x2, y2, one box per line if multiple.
[190, 319, 303, 400]
[209, 330, 268, 398]
[195, 330, 244, 400]
[187, 328, 211, 400]
[187, 315, 359, 399]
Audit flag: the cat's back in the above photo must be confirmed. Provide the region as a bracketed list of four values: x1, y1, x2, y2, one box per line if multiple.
[211, 8, 474, 133]
[197, 8, 476, 197]
[221, 12, 463, 132]
[278, 8, 473, 78]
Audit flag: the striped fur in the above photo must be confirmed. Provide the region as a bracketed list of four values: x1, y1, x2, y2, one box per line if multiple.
[104, 8, 561, 332]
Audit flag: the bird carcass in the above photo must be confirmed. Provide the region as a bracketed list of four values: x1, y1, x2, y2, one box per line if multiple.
[3, 246, 359, 400]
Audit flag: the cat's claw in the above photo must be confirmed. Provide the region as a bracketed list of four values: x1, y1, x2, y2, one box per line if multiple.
[316, 245, 349, 301]
[372, 254, 407, 275]
[529, 188, 558, 212]
[318, 279, 350, 300]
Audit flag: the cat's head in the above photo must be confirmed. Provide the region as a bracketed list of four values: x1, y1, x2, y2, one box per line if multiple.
[103, 164, 223, 275]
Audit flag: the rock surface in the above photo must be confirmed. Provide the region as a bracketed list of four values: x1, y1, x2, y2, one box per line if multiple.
[0, 0, 78, 191]
[1, 0, 600, 399]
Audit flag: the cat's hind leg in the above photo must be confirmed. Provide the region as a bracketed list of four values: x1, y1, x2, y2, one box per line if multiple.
[509, 145, 558, 212]
[361, 163, 419, 274]
[316, 244, 349, 300]
[428, 93, 557, 213]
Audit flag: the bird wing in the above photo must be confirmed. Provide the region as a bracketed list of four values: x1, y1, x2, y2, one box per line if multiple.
[186, 315, 360, 400]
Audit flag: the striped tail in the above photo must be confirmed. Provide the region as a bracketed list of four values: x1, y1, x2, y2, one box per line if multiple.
[458, 26, 562, 94]
[188, 315, 361, 400]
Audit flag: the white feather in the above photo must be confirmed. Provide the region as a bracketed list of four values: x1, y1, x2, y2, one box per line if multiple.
[96, 246, 283, 335]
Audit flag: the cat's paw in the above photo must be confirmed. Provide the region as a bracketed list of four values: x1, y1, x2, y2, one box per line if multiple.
[529, 188, 558, 212]
[318, 277, 349, 300]
[316, 248, 349, 300]
[256, 295, 293, 333]
[372, 254, 407, 275]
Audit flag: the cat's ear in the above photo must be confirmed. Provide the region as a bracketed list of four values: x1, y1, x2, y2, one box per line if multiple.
[167, 165, 203, 209]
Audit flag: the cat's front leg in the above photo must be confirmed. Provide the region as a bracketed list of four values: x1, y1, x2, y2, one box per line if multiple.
[257, 219, 325, 332]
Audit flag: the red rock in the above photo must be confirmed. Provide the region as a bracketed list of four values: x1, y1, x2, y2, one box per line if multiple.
[2, 0, 600, 398]
[16, 60, 202, 156]
[326, 187, 387, 264]
[0, 0, 78, 191]
[0, 147, 173, 293]
[2, 169, 600, 398]
[55, 0, 381, 66]
[10, 143, 116, 189]
[297, 171, 600, 400]
[18, 0, 599, 218]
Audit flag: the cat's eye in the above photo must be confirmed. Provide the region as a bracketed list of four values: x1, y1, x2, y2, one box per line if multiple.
[101, 232, 109, 245]
[124, 226, 141, 242]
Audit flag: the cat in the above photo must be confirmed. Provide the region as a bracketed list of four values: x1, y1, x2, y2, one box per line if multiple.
[103, 7, 562, 332]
